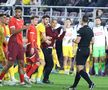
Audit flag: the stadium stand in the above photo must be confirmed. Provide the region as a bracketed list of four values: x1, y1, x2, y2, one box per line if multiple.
[0, 5, 108, 25]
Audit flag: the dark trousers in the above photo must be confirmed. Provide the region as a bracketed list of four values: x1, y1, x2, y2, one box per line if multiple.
[42, 48, 54, 81]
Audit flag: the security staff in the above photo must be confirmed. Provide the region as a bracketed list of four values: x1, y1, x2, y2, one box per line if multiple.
[69, 15, 94, 90]
[42, 18, 66, 84]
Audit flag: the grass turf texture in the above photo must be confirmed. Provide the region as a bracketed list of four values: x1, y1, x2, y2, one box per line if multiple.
[0, 74, 108, 90]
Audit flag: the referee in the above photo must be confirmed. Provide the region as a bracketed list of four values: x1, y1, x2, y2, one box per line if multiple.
[69, 15, 94, 90]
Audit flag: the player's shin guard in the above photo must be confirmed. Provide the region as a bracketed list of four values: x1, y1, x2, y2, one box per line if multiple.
[0, 72, 6, 80]
[4, 73, 10, 80]
[37, 65, 44, 78]
[31, 73, 37, 80]
[14, 65, 18, 74]
[67, 66, 71, 71]
[26, 64, 32, 73]
[101, 62, 105, 73]
[8, 66, 16, 80]
[94, 63, 99, 75]
[27, 64, 39, 78]
[20, 74, 24, 83]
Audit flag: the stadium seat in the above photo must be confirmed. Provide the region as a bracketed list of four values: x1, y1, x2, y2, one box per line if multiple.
[0, 10, 4, 14]
[60, 12, 69, 16]
[52, 11, 60, 16]
[45, 11, 50, 16]
[69, 12, 78, 17]
[38, 11, 44, 16]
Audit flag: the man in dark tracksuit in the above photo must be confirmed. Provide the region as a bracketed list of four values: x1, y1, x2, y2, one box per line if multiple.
[69, 15, 94, 90]
[42, 19, 66, 84]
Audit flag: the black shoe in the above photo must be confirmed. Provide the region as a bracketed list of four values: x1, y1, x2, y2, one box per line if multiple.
[68, 86, 76, 90]
[42, 80, 54, 84]
[89, 83, 95, 90]
[0, 80, 3, 87]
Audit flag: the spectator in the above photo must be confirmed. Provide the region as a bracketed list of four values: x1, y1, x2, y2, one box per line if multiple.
[5, 0, 16, 6]
[0, 0, 7, 5]
[96, 9, 104, 17]
[22, 0, 30, 5]
[96, 0, 108, 7]
[30, 0, 36, 5]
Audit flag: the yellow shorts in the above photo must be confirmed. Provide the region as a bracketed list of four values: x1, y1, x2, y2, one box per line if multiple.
[38, 48, 44, 60]
[62, 46, 74, 58]
[0, 46, 6, 61]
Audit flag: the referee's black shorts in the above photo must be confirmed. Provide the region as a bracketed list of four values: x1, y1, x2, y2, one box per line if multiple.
[75, 47, 90, 65]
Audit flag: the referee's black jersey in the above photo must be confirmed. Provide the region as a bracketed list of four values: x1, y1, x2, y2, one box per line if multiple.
[77, 25, 94, 48]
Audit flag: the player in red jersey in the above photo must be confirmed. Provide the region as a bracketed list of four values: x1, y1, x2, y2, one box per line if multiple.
[0, 7, 30, 87]
[25, 16, 40, 79]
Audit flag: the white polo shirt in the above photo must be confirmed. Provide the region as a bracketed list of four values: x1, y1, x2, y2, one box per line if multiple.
[93, 25, 106, 47]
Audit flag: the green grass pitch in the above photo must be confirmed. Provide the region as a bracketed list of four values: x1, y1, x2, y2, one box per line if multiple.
[0, 74, 108, 90]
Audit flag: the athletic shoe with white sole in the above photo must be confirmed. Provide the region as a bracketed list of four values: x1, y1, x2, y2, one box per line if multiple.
[68, 86, 76, 90]
[89, 83, 95, 90]
[24, 75, 32, 84]
[36, 80, 43, 84]
[3, 80, 16, 86]
[0, 80, 3, 86]
[20, 82, 31, 87]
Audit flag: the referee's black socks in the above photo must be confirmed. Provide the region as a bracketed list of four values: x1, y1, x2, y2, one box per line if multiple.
[79, 70, 92, 85]
[72, 72, 81, 87]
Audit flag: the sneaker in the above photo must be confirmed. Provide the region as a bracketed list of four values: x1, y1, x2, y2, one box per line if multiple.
[64, 70, 70, 75]
[24, 75, 32, 84]
[36, 80, 43, 84]
[101, 72, 106, 77]
[95, 74, 99, 76]
[59, 70, 65, 74]
[20, 82, 31, 88]
[30, 79, 36, 83]
[3, 80, 16, 86]
[11, 78, 19, 83]
[0, 80, 3, 86]
[51, 70, 57, 74]
[89, 83, 95, 90]
[42, 80, 54, 84]
[68, 86, 76, 90]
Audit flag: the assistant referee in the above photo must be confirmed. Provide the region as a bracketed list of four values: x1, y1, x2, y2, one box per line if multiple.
[69, 15, 94, 90]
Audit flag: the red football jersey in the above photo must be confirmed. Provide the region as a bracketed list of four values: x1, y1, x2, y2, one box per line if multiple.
[27, 24, 38, 48]
[9, 16, 24, 45]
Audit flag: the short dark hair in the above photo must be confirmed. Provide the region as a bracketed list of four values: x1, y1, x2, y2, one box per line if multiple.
[82, 15, 89, 23]
[66, 18, 71, 22]
[15, 6, 22, 11]
[0, 14, 4, 17]
[95, 17, 101, 21]
[30, 16, 39, 20]
[6, 14, 10, 18]
[42, 15, 50, 19]
[96, 9, 103, 16]
[3, 14, 10, 17]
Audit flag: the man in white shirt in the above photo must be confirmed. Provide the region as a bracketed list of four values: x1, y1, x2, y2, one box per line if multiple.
[93, 17, 107, 76]
[5, 0, 16, 6]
